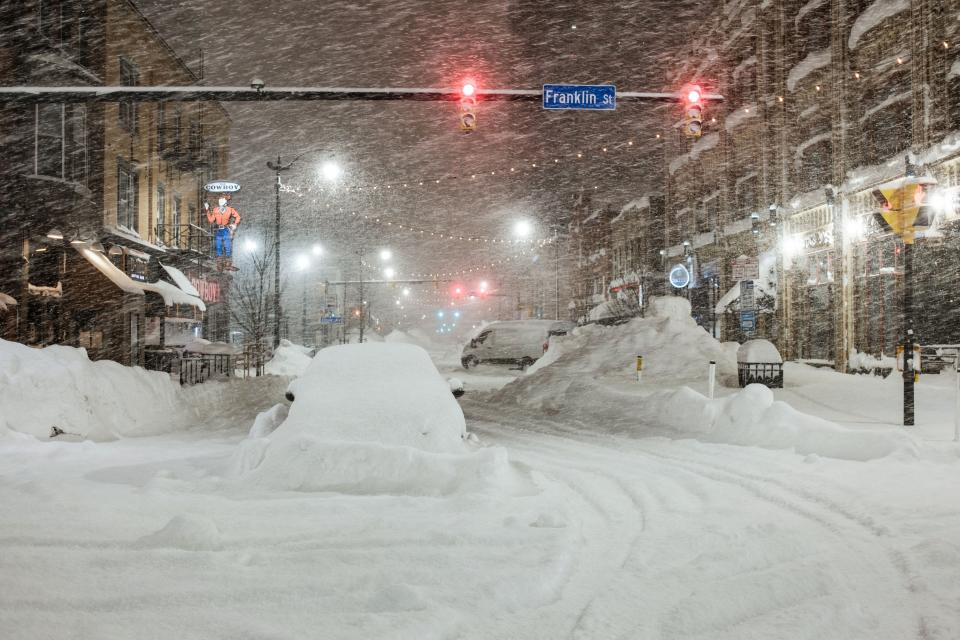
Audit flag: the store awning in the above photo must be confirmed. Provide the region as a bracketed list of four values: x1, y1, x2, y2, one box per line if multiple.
[0, 292, 17, 312]
[76, 247, 205, 311]
[160, 264, 200, 297]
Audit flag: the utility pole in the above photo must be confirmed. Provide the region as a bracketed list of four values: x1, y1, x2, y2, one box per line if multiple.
[553, 225, 561, 320]
[357, 250, 365, 344]
[266, 155, 286, 349]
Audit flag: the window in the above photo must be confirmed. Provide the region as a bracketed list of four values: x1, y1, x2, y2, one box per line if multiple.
[66, 105, 86, 184]
[799, 139, 832, 192]
[117, 159, 138, 230]
[38, 0, 63, 45]
[172, 195, 182, 247]
[157, 103, 166, 154]
[171, 108, 182, 153]
[156, 184, 166, 242]
[34, 103, 86, 184]
[119, 58, 139, 133]
[736, 174, 759, 215]
[36, 104, 63, 177]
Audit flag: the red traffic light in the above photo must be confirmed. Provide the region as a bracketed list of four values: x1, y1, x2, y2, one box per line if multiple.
[462, 82, 476, 97]
[686, 87, 702, 104]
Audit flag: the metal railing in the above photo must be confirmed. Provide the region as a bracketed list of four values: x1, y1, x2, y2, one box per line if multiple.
[144, 349, 233, 385]
[155, 223, 213, 256]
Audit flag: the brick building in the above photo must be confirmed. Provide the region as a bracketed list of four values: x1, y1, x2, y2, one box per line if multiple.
[0, 0, 232, 365]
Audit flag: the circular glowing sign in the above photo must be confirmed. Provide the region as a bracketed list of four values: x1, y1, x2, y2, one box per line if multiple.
[669, 263, 691, 288]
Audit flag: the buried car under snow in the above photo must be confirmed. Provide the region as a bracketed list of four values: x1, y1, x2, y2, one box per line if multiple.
[282, 343, 467, 451]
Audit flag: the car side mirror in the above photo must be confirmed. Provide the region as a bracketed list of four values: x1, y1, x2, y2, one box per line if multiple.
[469, 339, 477, 348]
[452, 388, 465, 398]
[285, 391, 295, 402]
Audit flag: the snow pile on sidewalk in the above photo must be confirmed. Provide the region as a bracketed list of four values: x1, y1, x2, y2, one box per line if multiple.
[491, 298, 914, 461]
[263, 339, 313, 376]
[0, 339, 193, 441]
[512, 296, 738, 399]
[235, 343, 511, 495]
[654, 384, 917, 461]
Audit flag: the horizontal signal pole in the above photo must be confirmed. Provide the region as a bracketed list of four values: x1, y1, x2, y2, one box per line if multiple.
[325, 278, 456, 286]
[0, 85, 725, 103]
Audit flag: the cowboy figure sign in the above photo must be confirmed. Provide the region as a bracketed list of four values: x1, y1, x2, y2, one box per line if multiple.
[205, 191, 241, 270]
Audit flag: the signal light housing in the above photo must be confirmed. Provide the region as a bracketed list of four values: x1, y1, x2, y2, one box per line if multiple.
[683, 85, 704, 138]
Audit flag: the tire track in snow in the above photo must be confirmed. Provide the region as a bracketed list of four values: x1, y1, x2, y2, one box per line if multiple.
[466, 405, 930, 639]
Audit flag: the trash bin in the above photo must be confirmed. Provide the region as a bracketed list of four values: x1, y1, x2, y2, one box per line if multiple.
[737, 339, 783, 388]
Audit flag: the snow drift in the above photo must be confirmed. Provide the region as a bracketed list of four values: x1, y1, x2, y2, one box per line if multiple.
[235, 343, 511, 495]
[263, 339, 313, 376]
[0, 339, 192, 440]
[493, 297, 914, 461]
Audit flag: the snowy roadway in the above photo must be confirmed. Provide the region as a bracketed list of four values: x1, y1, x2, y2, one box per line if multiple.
[1, 367, 958, 639]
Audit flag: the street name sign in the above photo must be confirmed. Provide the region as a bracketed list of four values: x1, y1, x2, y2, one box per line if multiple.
[320, 316, 344, 325]
[542, 84, 616, 110]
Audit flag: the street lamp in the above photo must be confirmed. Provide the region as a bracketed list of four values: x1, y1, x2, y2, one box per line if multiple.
[266, 149, 340, 348]
[320, 161, 342, 182]
[383, 266, 396, 279]
[379, 248, 392, 261]
[513, 219, 533, 239]
[312, 243, 323, 256]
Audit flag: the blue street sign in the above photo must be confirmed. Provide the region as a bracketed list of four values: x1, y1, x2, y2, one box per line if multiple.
[740, 310, 757, 333]
[320, 316, 344, 325]
[542, 84, 616, 110]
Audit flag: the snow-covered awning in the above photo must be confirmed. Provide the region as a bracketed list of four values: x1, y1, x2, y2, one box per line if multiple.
[0, 292, 17, 312]
[161, 264, 200, 297]
[76, 247, 205, 311]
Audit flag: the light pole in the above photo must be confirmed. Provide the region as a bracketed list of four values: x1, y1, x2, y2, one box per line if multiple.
[265, 151, 340, 349]
[356, 248, 391, 344]
[295, 254, 311, 345]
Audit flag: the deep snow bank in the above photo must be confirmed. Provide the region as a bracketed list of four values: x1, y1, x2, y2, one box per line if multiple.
[492, 298, 914, 461]
[235, 343, 512, 495]
[511, 296, 738, 401]
[0, 339, 193, 440]
[263, 339, 313, 376]
[651, 384, 917, 461]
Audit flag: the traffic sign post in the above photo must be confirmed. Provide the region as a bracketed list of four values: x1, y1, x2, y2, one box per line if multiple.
[872, 166, 938, 427]
[542, 84, 616, 110]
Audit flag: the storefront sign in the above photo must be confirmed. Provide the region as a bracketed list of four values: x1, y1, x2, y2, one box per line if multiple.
[189, 277, 221, 303]
[204, 181, 241, 193]
[731, 256, 759, 280]
[740, 280, 756, 311]
[669, 263, 691, 288]
[802, 227, 833, 251]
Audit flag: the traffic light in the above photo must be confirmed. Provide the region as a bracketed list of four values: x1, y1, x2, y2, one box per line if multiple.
[683, 85, 704, 138]
[459, 82, 477, 134]
[871, 176, 937, 244]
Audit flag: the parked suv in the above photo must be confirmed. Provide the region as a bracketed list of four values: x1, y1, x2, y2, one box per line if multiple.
[461, 320, 575, 370]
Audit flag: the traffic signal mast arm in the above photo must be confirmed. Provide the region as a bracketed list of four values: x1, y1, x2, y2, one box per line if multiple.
[0, 85, 725, 103]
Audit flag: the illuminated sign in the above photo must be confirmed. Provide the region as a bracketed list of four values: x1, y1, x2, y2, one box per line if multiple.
[669, 263, 691, 288]
[204, 181, 241, 193]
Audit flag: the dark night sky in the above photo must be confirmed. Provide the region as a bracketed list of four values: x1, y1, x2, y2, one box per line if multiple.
[141, 0, 700, 281]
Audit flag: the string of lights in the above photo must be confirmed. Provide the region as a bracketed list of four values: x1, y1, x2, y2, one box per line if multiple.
[346, 211, 555, 246]
[407, 248, 538, 279]
[276, 138, 643, 198]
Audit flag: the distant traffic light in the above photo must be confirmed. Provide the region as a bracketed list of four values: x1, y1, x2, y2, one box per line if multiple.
[683, 84, 704, 138]
[459, 81, 478, 133]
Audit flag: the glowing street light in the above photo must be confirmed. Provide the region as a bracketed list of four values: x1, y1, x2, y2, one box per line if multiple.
[295, 254, 310, 271]
[320, 161, 342, 181]
[379, 248, 392, 261]
[312, 243, 323, 256]
[402, 287, 411, 297]
[383, 266, 396, 279]
[243, 238, 258, 252]
[514, 219, 533, 238]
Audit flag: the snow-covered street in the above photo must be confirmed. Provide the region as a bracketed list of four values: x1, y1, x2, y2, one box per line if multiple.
[2, 390, 958, 639]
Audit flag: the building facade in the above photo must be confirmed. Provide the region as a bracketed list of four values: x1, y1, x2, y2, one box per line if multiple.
[0, 0, 232, 366]
[655, 0, 960, 370]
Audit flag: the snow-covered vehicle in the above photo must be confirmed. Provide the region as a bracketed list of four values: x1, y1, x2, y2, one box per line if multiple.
[283, 343, 467, 449]
[461, 320, 575, 370]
